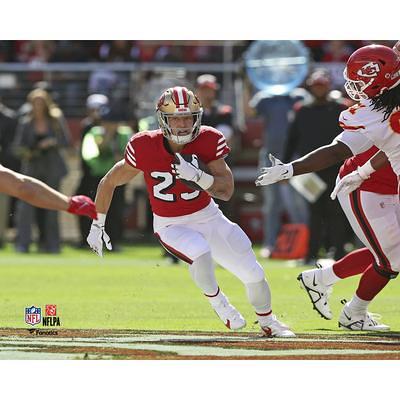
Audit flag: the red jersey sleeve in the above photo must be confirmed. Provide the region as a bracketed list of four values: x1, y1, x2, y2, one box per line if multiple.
[197, 126, 230, 164]
[124, 133, 147, 170]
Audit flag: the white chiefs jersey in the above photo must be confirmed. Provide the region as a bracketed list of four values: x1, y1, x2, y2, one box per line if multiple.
[335, 99, 400, 175]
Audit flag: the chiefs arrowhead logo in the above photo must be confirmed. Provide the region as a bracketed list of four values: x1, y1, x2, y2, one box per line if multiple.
[357, 62, 380, 78]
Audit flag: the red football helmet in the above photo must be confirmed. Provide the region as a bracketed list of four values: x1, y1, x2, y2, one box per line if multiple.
[344, 44, 400, 101]
[156, 86, 203, 145]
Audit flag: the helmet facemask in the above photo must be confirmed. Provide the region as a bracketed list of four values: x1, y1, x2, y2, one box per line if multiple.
[343, 67, 371, 101]
[157, 110, 203, 145]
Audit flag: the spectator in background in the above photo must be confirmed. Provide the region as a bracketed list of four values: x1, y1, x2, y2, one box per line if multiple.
[99, 41, 133, 62]
[88, 68, 118, 98]
[13, 88, 70, 253]
[322, 40, 353, 62]
[196, 74, 235, 147]
[0, 100, 18, 247]
[283, 69, 350, 263]
[196, 74, 236, 221]
[19, 81, 59, 117]
[249, 83, 310, 259]
[80, 107, 132, 251]
[81, 94, 109, 139]
[14, 41, 55, 64]
[75, 94, 110, 247]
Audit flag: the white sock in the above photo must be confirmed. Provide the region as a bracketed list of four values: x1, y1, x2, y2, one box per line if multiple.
[206, 288, 226, 307]
[318, 267, 341, 286]
[257, 312, 275, 327]
[245, 279, 272, 316]
[347, 294, 370, 315]
[189, 252, 218, 296]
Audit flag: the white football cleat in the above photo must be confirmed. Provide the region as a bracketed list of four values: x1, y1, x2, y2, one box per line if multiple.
[210, 292, 246, 330]
[297, 268, 333, 320]
[259, 314, 296, 338]
[338, 302, 390, 331]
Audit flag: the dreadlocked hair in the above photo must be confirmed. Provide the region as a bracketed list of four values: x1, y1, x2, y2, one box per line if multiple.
[371, 84, 400, 121]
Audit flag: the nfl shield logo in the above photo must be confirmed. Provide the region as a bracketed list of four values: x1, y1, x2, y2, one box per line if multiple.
[25, 306, 41, 326]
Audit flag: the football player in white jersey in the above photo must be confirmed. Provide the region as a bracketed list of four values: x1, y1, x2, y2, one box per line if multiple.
[256, 43, 400, 331]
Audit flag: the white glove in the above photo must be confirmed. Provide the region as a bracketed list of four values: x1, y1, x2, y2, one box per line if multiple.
[172, 153, 214, 190]
[255, 154, 294, 186]
[330, 161, 375, 200]
[87, 213, 112, 257]
[173, 153, 199, 181]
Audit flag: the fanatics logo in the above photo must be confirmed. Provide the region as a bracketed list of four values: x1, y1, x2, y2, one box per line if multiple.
[25, 306, 42, 326]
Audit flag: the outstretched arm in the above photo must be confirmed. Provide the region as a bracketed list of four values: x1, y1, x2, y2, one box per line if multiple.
[0, 165, 70, 210]
[0, 165, 97, 219]
[256, 141, 352, 186]
[291, 141, 352, 175]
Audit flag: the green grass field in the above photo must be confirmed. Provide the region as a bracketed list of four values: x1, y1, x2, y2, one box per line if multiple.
[0, 244, 398, 333]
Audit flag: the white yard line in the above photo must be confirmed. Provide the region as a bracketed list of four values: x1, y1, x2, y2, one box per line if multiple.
[0, 337, 399, 358]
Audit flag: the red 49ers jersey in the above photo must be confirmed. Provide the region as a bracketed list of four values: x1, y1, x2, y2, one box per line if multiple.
[339, 146, 398, 195]
[124, 126, 230, 217]
[336, 100, 400, 175]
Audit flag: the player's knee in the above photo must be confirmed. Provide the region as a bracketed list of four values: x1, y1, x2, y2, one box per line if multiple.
[192, 250, 212, 265]
[225, 223, 252, 256]
[373, 262, 399, 280]
[247, 263, 265, 283]
[236, 259, 265, 284]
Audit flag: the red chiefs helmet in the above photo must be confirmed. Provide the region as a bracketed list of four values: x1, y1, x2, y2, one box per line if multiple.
[156, 86, 203, 145]
[344, 44, 400, 101]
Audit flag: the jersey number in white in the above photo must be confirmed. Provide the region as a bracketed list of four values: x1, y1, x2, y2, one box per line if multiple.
[151, 172, 200, 202]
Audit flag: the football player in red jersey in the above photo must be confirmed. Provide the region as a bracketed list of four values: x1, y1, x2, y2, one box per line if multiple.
[87, 86, 295, 337]
[0, 164, 97, 219]
[256, 42, 400, 332]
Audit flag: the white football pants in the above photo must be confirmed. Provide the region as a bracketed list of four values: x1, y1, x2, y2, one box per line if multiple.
[338, 188, 400, 273]
[155, 211, 265, 284]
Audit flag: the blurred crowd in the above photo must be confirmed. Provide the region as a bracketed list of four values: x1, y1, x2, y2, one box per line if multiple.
[0, 83, 134, 253]
[0, 40, 246, 64]
[0, 40, 395, 64]
[1, 40, 392, 261]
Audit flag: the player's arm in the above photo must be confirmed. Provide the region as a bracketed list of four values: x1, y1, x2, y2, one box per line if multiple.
[0, 165, 69, 209]
[368, 150, 389, 170]
[0, 165, 97, 219]
[95, 159, 141, 214]
[255, 140, 352, 186]
[331, 151, 389, 199]
[88, 159, 141, 256]
[206, 158, 234, 201]
[292, 140, 353, 175]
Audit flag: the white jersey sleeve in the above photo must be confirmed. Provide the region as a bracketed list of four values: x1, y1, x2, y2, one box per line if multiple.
[335, 130, 374, 155]
[338, 101, 400, 175]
